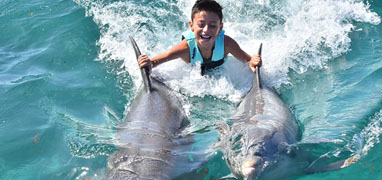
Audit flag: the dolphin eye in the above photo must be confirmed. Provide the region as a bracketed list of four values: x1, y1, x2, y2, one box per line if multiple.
[248, 145, 263, 156]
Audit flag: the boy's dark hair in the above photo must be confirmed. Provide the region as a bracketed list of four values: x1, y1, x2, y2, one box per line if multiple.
[191, 0, 223, 23]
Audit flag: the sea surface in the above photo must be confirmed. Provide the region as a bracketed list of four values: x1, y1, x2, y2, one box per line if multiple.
[0, 0, 381, 179]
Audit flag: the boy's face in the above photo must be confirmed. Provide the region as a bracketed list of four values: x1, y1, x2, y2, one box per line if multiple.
[189, 10, 223, 50]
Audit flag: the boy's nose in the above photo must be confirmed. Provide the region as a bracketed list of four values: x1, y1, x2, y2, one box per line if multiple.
[202, 25, 209, 32]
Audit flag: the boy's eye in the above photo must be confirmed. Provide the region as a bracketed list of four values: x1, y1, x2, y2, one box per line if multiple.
[198, 24, 205, 28]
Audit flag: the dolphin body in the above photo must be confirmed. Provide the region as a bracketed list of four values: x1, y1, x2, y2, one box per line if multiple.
[218, 45, 358, 180]
[107, 37, 190, 180]
[218, 44, 301, 180]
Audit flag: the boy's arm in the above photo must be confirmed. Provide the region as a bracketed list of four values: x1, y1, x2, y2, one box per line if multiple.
[138, 40, 190, 71]
[225, 35, 261, 72]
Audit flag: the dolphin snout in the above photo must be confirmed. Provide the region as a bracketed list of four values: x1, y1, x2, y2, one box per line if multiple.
[242, 167, 256, 178]
[241, 156, 264, 179]
[241, 160, 256, 178]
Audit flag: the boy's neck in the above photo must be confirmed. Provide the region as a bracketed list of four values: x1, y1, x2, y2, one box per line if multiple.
[199, 45, 214, 60]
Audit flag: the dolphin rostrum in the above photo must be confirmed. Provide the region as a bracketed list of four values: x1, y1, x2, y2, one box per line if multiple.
[107, 37, 190, 180]
[218, 44, 301, 180]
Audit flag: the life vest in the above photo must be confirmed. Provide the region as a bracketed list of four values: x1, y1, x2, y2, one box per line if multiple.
[182, 30, 226, 75]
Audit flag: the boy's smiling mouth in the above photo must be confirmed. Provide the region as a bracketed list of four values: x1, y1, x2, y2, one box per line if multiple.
[200, 35, 212, 41]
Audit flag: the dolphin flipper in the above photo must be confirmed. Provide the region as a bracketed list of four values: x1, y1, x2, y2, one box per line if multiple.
[219, 173, 239, 180]
[287, 139, 359, 174]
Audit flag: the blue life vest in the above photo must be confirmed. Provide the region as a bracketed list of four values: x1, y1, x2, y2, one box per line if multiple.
[182, 30, 226, 75]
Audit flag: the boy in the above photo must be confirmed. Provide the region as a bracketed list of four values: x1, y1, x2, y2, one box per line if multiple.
[138, 0, 261, 75]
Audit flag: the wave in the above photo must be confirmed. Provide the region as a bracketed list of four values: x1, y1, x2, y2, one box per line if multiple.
[74, 0, 380, 102]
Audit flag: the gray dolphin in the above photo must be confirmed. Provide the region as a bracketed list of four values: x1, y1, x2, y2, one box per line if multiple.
[107, 37, 190, 180]
[217, 45, 360, 180]
[218, 44, 301, 180]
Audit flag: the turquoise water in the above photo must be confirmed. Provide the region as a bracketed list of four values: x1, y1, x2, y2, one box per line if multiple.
[0, 0, 381, 179]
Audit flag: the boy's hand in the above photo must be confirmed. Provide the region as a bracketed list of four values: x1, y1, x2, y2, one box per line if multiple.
[249, 55, 261, 72]
[138, 55, 152, 74]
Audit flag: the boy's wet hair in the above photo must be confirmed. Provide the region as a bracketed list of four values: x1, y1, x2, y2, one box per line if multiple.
[191, 0, 223, 23]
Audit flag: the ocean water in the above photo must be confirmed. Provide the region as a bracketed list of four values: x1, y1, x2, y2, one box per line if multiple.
[0, 0, 381, 179]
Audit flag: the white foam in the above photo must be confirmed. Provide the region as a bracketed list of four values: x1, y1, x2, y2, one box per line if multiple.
[74, 0, 380, 100]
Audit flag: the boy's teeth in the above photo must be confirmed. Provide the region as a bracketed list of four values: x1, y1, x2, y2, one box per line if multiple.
[201, 35, 211, 39]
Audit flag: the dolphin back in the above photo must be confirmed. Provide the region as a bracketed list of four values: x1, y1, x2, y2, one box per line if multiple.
[107, 37, 192, 180]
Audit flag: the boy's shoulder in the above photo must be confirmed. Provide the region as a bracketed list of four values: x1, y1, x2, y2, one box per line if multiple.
[224, 35, 239, 49]
[224, 34, 234, 42]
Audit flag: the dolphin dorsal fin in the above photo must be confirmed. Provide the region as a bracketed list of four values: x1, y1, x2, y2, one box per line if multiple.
[129, 36, 152, 92]
[249, 43, 264, 115]
[253, 43, 262, 91]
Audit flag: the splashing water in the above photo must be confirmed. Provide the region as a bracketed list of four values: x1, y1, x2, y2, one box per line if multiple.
[74, 0, 379, 99]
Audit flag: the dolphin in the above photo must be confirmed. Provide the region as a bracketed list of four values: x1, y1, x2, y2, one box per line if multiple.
[217, 44, 361, 180]
[218, 44, 301, 180]
[107, 37, 191, 180]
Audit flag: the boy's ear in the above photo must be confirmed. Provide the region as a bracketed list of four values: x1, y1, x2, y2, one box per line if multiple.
[189, 21, 194, 32]
[218, 23, 224, 34]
